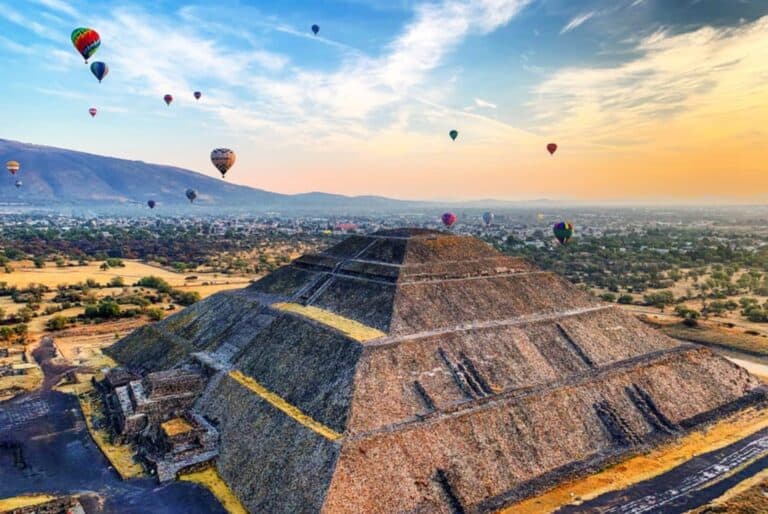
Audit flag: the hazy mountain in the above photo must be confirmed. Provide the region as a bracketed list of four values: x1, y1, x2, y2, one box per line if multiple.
[0, 139, 423, 213]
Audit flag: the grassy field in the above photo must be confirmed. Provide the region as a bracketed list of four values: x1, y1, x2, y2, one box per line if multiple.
[636, 315, 768, 359]
[505, 407, 768, 514]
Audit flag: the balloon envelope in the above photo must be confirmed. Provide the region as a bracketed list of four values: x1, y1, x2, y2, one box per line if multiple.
[193, 91, 202, 100]
[164, 94, 173, 106]
[442, 212, 457, 227]
[15, 180, 22, 189]
[147, 200, 156, 209]
[482, 212, 494, 226]
[71, 27, 100, 62]
[547, 143, 558, 155]
[185, 189, 197, 203]
[449, 130, 458, 141]
[88, 108, 97, 117]
[90, 61, 108, 82]
[6, 161, 19, 175]
[210, 148, 236, 178]
[312, 24, 319, 35]
[553, 221, 574, 245]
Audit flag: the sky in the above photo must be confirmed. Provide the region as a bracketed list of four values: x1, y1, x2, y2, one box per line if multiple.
[1, 0, 767, 203]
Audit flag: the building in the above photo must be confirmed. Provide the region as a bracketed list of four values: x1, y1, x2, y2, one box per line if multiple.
[107, 229, 766, 513]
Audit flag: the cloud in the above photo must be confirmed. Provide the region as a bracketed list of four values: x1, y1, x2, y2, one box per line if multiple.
[474, 98, 497, 109]
[560, 11, 597, 34]
[531, 15, 768, 145]
[32, 0, 78, 18]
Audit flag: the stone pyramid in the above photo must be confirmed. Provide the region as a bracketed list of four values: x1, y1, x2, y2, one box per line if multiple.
[108, 229, 765, 513]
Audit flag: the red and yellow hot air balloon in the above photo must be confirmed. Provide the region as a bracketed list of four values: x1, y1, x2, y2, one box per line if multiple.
[6, 161, 20, 176]
[71, 28, 100, 63]
[210, 148, 236, 179]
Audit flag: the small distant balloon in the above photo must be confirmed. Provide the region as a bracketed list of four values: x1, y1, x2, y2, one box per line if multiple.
[193, 91, 202, 100]
[482, 211, 494, 226]
[449, 130, 458, 141]
[210, 148, 236, 179]
[147, 200, 156, 209]
[442, 212, 457, 228]
[185, 188, 197, 203]
[90, 61, 108, 82]
[89, 107, 97, 117]
[553, 221, 574, 245]
[547, 143, 558, 155]
[6, 161, 19, 175]
[15, 179, 22, 189]
[71, 27, 100, 63]
[312, 24, 319, 35]
[164, 94, 173, 106]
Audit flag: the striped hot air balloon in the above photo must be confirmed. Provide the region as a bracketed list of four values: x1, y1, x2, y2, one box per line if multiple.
[553, 221, 574, 245]
[6, 161, 20, 176]
[210, 148, 236, 178]
[71, 27, 100, 63]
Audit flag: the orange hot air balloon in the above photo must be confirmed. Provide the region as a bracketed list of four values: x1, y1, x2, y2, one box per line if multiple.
[6, 161, 20, 175]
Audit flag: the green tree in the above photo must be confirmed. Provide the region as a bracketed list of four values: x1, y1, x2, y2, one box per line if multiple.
[46, 315, 69, 331]
[33, 256, 45, 269]
[146, 307, 165, 321]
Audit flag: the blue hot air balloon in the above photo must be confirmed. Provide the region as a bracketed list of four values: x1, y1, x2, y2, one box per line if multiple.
[90, 61, 109, 82]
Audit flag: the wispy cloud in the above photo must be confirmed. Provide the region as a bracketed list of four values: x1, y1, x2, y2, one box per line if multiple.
[560, 11, 597, 34]
[32, 0, 78, 18]
[474, 98, 497, 109]
[532, 15, 768, 142]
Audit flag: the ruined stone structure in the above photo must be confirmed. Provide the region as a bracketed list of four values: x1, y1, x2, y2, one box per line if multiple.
[107, 229, 766, 513]
[100, 367, 205, 438]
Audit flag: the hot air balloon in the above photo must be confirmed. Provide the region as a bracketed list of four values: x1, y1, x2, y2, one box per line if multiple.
[547, 143, 557, 155]
[147, 200, 156, 209]
[442, 212, 457, 228]
[15, 180, 22, 189]
[194, 91, 202, 100]
[6, 161, 19, 176]
[449, 130, 458, 141]
[90, 61, 108, 82]
[164, 94, 173, 106]
[89, 107, 97, 117]
[210, 148, 236, 179]
[312, 24, 319, 35]
[553, 221, 574, 245]
[185, 189, 197, 203]
[482, 211, 494, 226]
[71, 28, 100, 63]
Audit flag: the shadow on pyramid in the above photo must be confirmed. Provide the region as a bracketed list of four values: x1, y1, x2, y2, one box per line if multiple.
[108, 229, 766, 513]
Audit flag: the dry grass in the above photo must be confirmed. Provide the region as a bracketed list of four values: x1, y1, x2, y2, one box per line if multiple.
[78, 393, 144, 479]
[0, 365, 43, 402]
[179, 466, 249, 514]
[161, 417, 194, 437]
[273, 302, 385, 342]
[0, 494, 57, 510]
[504, 407, 768, 514]
[658, 322, 768, 358]
[179, 467, 248, 514]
